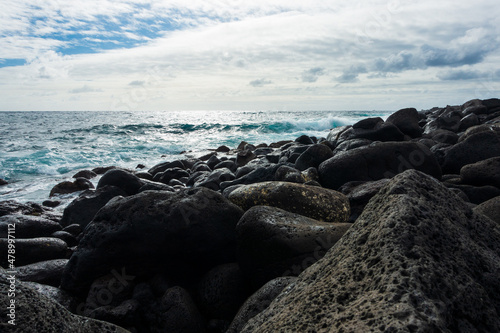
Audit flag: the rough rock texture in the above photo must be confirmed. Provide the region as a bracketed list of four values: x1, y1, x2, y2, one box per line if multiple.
[236, 206, 352, 287]
[339, 179, 390, 222]
[229, 181, 350, 222]
[460, 156, 500, 188]
[319, 141, 442, 190]
[241, 170, 500, 332]
[61, 188, 244, 295]
[0, 273, 129, 333]
[226, 277, 297, 333]
[0, 237, 68, 266]
[0, 215, 62, 238]
[60, 186, 127, 228]
[386, 107, 423, 138]
[441, 129, 500, 174]
[16, 259, 69, 287]
[474, 196, 500, 225]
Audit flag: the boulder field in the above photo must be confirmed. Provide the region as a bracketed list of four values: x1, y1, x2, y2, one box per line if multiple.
[1, 98, 499, 332]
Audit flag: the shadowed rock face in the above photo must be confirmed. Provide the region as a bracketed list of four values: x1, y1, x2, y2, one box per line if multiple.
[241, 170, 500, 333]
[0, 273, 130, 333]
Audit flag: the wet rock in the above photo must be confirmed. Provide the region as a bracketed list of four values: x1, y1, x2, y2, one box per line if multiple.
[16, 259, 69, 287]
[192, 163, 212, 172]
[52, 230, 78, 247]
[236, 150, 257, 167]
[42, 200, 61, 208]
[459, 113, 480, 131]
[61, 188, 244, 295]
[157, 167, 190, 184]
[269, 140, 293, 148]
[236, 206, 351, 287]
[216, 145, 230, 153]
[214, 160, 237, 173]
[386, 107, 423, 138]
[60, 185, 127, 228]
[430, 129, 458, 145]
[274, 165, 303, 184]
[227, 277, 297, 333]
[50, 177, 94, 197]
[441, 130, 500, 174]
[92, 166, 117, 175]
[424, 108, 462, 133]
[197, 263, 251, 321]
[87, 299, 141, 329]
[229, 181, 350, 222]
[337, 119, 405, 144]
[0, 237, 68, 267]
[0, 178, 7, 186]
[460, 156, 500, 188]
[97, 169, 144, 196]
[319, 141, 441, 190]
[294, 144, 334, 171]
[221, 164, 281, 189]
[195, 168, 236, 191]
[457, 124, 500, 143]
[148, 160, 185, 177]
[135, 171, 153, 181]
[445, 184, 500, 205]
[22, 281, 76, 311]
[0, 215, 62, 238]
[138, 180, 175, 192]
[62, 224, 83, 237]
[473, 196, 500, 224]
[241, 170, 500, 332]
[335, 138, 372, 152]
[73, 170, 98, 179]
[0, 274, 129, 332]
[295, 135, 314, 145]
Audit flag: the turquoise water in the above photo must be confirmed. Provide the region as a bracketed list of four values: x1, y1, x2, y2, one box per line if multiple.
[0, 110, 392, 203]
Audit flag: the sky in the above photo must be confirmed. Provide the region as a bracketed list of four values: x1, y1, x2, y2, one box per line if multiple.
[0, 0, 499, 111]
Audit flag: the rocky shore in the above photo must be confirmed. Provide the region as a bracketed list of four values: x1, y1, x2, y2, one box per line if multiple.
[1, 98, 500, 332]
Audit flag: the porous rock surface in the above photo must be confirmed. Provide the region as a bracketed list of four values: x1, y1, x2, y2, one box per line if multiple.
[241, 170, 500, 332]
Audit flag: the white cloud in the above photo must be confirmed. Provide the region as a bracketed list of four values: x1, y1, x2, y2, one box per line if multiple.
[0, 0, 499, 111]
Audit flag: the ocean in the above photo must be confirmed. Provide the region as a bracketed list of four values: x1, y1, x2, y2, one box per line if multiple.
[0, 110, 392, 206]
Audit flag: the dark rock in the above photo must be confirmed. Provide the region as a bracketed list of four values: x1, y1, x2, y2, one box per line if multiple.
[339, 179, 391, 222]
[192, 163, 212, 172]
[73, 170, 97, 179]
[0, 214, 62, 238]
[199, 152, 217, 161]
[92, 166, 117, 175]
[214, 160, 237, 172]
[229, 181, 350, 222]
[50, 177, 94, 197]
[336, 120, 405, 144]
[458, 124, 500, 143]
[62, 224, 83, 237]
[158, 167, 190, 184]
[83, 273, 136, 315]
[418, 138, 435, 148]
[221, 164, 280, 189]
[386, 107, 423, 138]
[52, 230, 78, 247]
[236, 150, 257, 167]
[294, 144, 334, 171]
[301, 167, 319, 183]
[474, 196, 500, 224]
[168, 179, 185, 187]
[269, 140, 293, 148]
[87, 299, 140, 329]
[42, 200, 61, 208]
[135, 171, 153, 181]
[253, 147, 274, 156]
[22, 281, 76, 311]
[274, 165, 303, 184]
[424, 108, 462, 133]
[0, 237, 68, 266]
[430, 129, 458, 144]
[195, 168, 236, 191]
[0, 178, 7, 186]
[326, 125, 351, 146]
[197, 263, 251, 321]
[335, 138, 372, 152]
[186, 171, 210, 187]
[441, 130, 500, 174]
[138, 180, 175, 192]
[0, 200, 46, 217]
[148, 160, 185, 177]
[61, 188, 244, 295]
[16, 259, 69, 287]
[216, 145, 230, 153]
[222, 185, 244, 199]
[460, 156, 500, 188]
[235, 165, 254, 179]
[97, 169, 144, 196]
[352, 117, 383, 129]
[482, 98, 500, 110]
[265, 151, 282, 163]
[0, 273, 129, 332]
[181, 158, 202, 170]
[146, 286, 205, 333]
[241, 170, 500, 332]
[295, 135, 314, 145]
[60, 186, 127, 228]
[227, 277, 296, 333]
[459, 113, 480, 131]
[236, 206, 352, 287]
[206, 155, 221, 169]
[445, 184, 500, 205]
[319, 142, 442, 190]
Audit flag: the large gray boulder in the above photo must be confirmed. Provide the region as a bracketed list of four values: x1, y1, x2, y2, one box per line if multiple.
[236, 206, 352, 287]
[319, 141, 442, 190]
[0, 273, 129, 332]
[228, 181, 350, 222]
[241, 170, 500, 332]
[61, 188, 244, 295]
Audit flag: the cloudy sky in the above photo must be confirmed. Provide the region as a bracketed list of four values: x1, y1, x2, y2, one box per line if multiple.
[1, 0, 499, 111]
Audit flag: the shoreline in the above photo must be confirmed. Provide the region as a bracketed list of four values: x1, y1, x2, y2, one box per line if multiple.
[1, 98, 500, 332]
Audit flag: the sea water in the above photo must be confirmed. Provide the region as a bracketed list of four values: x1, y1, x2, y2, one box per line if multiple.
[0, 110, 392, 205]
